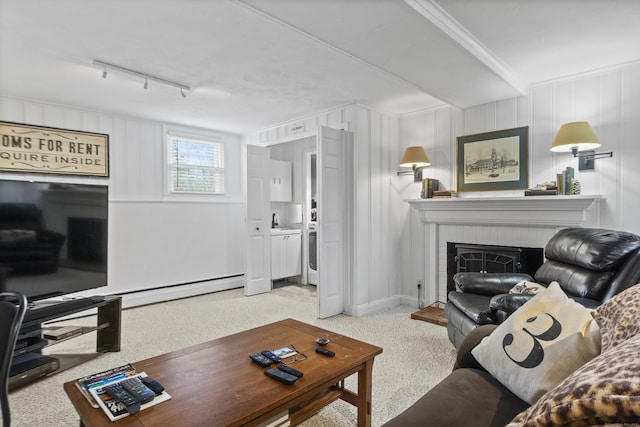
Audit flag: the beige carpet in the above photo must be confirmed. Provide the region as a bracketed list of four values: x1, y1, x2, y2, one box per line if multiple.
[9, 284, 456, 426]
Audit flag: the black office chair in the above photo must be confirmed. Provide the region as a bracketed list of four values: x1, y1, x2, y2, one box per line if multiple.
[0, 291, 27, 427]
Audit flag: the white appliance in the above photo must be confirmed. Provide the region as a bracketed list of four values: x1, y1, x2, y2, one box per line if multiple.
[307, 222, 318, 285]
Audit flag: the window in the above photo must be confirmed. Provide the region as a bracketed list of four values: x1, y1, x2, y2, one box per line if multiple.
[166, 129, 225, 195]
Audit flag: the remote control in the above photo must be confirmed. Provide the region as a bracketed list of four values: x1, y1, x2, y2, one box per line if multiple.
[141, 376, 165, 395]
[249, 353, 273, 367]
[316, 347, 335, 357]
[278, 364, 303, 378]
[264, 368, 298, 385]
[104, 383, 141, 415]
[120, 377, 156, 404]
[261, 349, 282, 363]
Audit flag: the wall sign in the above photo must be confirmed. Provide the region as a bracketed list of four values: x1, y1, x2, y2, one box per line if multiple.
[290, 122, 305, 134]
[0, 121, 109, 177]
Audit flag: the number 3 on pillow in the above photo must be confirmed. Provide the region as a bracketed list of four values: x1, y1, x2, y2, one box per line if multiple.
[502, 313, 562, 368]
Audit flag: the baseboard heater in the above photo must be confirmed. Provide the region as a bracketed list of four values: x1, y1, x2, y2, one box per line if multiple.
[117, 274, 245, 308]
[45, 275, 245, 324]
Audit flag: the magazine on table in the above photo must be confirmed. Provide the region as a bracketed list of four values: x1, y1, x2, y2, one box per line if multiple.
[272, 346, 297, 359]
[75, 363, 139, 408]
[89, 372, 171, 422]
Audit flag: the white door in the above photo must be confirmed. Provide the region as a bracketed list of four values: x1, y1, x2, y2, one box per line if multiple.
[245, 145, 271, 296]
[318, 126, 353, 318]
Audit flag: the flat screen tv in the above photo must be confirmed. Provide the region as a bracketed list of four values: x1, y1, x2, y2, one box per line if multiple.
[0, 179, 108, 301]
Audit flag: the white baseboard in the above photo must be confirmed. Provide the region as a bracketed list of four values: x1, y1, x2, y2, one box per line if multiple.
[346, 295, 403, 317]
[120, 277, 245, 308]
[42, 277, 245, 323]
[398, 294, 423, 309]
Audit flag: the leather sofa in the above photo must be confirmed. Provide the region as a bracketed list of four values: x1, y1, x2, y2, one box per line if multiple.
[385, 282, 640, 426]
[445, 228, 640, 349]
[0, 203, 66, 275]
[382, 324, 527, 427]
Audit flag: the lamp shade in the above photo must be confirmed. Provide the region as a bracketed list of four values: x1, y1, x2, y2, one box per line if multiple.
[399, 146, 431, 168]
[550, 121, 601, 153]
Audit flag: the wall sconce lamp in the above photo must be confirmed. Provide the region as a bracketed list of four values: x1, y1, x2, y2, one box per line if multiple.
[397, 146, 431, 182]
[550, 121, 613, 170]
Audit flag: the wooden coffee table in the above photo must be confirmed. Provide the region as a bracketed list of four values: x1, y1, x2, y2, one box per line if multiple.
[64, 318, 383, 426]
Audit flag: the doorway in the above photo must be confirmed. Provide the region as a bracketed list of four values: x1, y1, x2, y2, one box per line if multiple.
[245, 126, 353, 319]
[269, 136, 316, 288]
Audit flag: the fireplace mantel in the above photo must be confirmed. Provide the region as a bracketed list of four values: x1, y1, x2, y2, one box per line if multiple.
[405, 195, 603, 309]
[407, 195, 603, 227]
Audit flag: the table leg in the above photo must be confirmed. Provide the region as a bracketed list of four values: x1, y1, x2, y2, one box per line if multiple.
[97, 296, 121, 352]
[357, 358, 374, 427]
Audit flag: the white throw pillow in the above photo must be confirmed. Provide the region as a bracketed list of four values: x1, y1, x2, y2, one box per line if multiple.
[472, 282, 601, 404]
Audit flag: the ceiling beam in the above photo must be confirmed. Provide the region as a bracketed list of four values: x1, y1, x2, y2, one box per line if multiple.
[234, 0, 446, 102]
[404, 0, 527, 95]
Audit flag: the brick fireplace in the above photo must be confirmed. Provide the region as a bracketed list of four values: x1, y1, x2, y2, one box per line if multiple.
[406, 195, 603, 308]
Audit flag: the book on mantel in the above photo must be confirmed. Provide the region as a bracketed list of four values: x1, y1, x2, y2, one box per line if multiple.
[524, 189, 558, 196]
[420, 178, 439, 198]
[432, 190, 457, 198]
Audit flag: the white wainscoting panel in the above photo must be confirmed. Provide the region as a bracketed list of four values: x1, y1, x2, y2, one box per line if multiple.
[0, 96, 246, 305]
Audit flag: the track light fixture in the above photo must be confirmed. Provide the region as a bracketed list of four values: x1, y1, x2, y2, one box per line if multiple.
[93, 59, 190, 98]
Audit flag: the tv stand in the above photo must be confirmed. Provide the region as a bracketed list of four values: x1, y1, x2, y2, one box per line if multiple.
[9, 295, 121, 390]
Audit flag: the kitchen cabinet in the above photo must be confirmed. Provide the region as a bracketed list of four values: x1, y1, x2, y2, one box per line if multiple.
[270, 159, 292, 202]
[271, 229, 301, 280]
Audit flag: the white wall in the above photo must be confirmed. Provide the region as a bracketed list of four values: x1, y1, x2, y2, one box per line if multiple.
[398, 61, 640, 303]
[6, 61, 637, 314]
[0, 96, 246, 306]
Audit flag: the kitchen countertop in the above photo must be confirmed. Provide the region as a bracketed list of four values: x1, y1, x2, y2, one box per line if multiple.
[270, 228, 302, 235]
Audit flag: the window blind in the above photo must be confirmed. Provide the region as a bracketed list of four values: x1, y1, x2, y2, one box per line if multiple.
[167, 135, 225, 194]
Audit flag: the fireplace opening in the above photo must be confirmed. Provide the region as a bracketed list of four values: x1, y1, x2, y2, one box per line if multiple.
[446, 242, 544, 296]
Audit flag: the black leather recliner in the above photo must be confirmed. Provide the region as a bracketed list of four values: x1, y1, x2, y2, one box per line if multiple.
[444, 227, 640, 349]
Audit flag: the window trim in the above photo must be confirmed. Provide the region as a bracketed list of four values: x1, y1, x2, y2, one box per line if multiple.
[163, 125, 227, 197]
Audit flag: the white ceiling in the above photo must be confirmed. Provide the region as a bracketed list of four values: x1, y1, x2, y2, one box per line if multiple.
[1, 0, 639, 134]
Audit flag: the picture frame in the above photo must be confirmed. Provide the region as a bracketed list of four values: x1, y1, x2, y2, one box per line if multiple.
[0, 120, 109, 177]
[456, 126, 528, 192]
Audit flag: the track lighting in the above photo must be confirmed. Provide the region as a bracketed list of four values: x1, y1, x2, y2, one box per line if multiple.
[93, 59, 190, 98]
